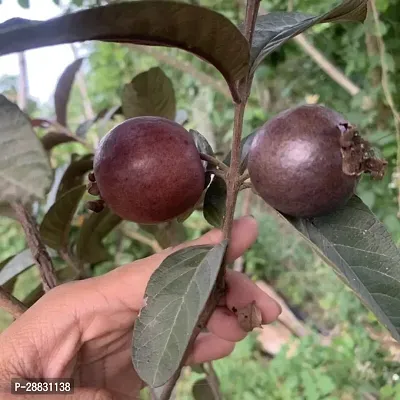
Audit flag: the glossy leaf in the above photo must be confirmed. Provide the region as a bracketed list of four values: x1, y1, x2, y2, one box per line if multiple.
[192, 379, 216, 400]
[0, 95, 52, 204]
[41, 131, 84, 151]
[132, 241, 228, 387]
[40, 185, 86, 250]
[203, 176, 227, 228]
[54, 58, 83, 127]
[122, 67, 176, 120]
[76, 208, 122, 264]
[0, 2, 249, 102]
[223, 130, 258, 173]
[250, 0, 368, 72]
[56, 154, 93, 200]
[285, 196, 400, 341]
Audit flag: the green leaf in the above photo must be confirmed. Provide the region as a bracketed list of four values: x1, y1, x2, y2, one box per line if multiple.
[0, 95, 52, 204]
[192, 379, 216, 400]
[122, 67, 176, 120]
[223, 130, 258, 173]
[76, 207, 122, 264]
[132, 241, 228, 387]
[285, 196, 400, 341]
[75, 107, 109, 138]
[250, 0, 368, 72]
[0, 2, 249, 102]
[54, 58, 83, 127]
[17, 0, 30, 8]
[40, 185, 86, 250]
[203, 176, 227, 228]
[41, 131, 83, 151]
[56, 154, 93, 200]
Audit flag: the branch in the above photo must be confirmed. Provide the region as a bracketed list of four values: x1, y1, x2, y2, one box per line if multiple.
[204, 362, 222, 400]
[129, 45, 231, 99]
[11, 202, 57, 291]
[369, 1, 400, 215]
[200, 153, 228, 172]
[0, 287, 27, 319]
[161, 3, 261, 397]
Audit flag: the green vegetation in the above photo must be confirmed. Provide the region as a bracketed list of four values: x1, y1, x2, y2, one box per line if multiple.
[1, 0, 400, 398]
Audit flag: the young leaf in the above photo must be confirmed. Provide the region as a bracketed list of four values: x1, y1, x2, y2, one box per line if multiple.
[56, 154, 93, 200]
[203, 176, 227, 228]
[223, 130, 258, 173]
[76, 208, 121, 264]
[41, 131, 84, 151]
[250, 0, 368, 72]
[132, 241, 228, 387]
[192, 379, 216, 400]
[0, 95, 52, 205]
[54, 58, 83, 127]
[40, 185, 86, 250]
[122, 67, 176, 120]
[0, 2, 249, 102]
[284, 196, 400, 341]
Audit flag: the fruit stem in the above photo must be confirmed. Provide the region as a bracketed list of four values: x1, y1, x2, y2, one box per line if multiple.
[199, 153, 228, 172]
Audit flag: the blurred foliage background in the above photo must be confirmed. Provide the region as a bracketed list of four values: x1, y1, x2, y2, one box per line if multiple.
[1, 0, 400, 398]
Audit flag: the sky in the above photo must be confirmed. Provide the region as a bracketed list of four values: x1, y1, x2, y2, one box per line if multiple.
[0, 0, 77, 104]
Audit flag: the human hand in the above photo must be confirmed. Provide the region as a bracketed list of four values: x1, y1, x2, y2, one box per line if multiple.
[0, 216, 281, 400]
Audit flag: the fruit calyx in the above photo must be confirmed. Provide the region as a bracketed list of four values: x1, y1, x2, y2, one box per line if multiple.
[339, 123, 387, 180]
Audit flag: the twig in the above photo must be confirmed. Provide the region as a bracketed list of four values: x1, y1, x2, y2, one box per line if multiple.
[0, 287, 27, 319]
[200, 153, 228, 172]
[122, 226, 163, 253]
[11, 202, 57, 291]
[160, 2, 260, 399]
[239, 170, 250, 184]
[240, 182, 253, 191]
[204, 362, 222, 400]
[129, 45, 231, 99]
[369, 0, 400, 216]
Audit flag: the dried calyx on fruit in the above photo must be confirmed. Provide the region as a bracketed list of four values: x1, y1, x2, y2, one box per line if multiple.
[248, 104, 387, 218]
[87, 116, 205, 224]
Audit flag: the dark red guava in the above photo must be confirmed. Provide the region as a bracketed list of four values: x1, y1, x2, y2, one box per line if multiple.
[248, 104, 386, 218]
[92, 116, 205, 224]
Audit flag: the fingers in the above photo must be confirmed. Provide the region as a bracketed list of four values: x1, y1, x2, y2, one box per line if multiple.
[225, 270, 282, 324]
[185, 333, 235, 365]
[206, 307, 246, 342]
